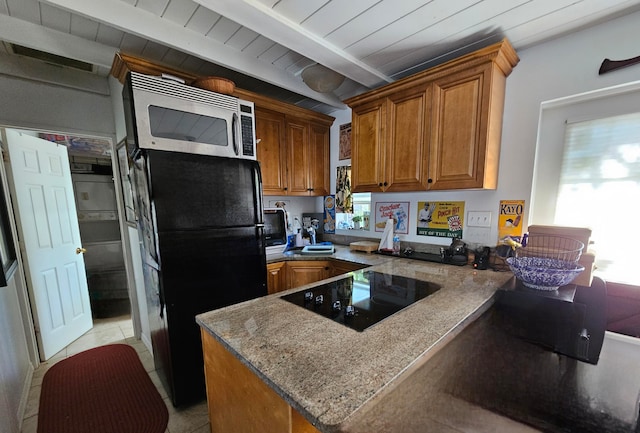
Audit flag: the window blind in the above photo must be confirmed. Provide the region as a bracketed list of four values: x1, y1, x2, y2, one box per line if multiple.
[555, 112, 640, 285]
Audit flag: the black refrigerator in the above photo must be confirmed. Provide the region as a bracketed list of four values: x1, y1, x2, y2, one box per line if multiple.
[130, 149, 268, 406]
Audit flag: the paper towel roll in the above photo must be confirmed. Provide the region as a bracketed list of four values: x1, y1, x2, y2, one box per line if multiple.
[378, 219, 395, 251]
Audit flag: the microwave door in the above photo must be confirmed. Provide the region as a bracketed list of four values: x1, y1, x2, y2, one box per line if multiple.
[132, 88, 233, 154]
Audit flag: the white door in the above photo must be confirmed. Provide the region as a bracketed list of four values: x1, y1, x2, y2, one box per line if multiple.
[3, 129, 92, 360]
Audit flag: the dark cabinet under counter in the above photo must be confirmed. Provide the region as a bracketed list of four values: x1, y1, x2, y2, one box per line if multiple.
[494, 276, 607, 365]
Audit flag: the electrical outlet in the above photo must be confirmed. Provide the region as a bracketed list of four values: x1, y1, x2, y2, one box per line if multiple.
[467, 211, 492, 228]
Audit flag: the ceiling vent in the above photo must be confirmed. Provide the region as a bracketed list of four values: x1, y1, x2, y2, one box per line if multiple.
[9, 43, 95, 73]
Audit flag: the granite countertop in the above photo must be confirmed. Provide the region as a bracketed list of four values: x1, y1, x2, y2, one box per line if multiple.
[341, 307, 640, 433]
[196, 245, 514, 432]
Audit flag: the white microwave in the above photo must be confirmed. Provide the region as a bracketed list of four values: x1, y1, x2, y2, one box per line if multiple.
[127, 72, 256, 160]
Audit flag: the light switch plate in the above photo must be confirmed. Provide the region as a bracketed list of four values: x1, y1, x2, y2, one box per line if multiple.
[465, 227, 491, 244]
[467, 211, 492, 228]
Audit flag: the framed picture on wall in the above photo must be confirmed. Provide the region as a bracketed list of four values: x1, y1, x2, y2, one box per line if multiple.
[116, 141, 137, 226]
[339, 123, 351, 160]
[374, 202, 410, 234]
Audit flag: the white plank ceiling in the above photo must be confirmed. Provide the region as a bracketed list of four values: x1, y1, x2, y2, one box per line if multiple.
[1, 0, 640, 114]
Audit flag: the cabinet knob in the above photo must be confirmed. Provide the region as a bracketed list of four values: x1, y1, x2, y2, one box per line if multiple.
[383, 181, 388, 186]
[427, 178, 433, 183]
[378, 182, 383, 187]
[284, 187, 288, 191]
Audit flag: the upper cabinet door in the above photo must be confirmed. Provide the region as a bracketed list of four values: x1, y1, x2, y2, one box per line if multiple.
[351, 99, 386, 192]
[308, 123, 330, 196]
[385, 83, 431, 192]
[428, 64, 496, 190]
[286, 118, 311, 195]
[255, 108, 288, 195]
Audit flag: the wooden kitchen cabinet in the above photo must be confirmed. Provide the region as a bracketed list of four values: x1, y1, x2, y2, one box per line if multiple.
[351, 84, 431, 192]
[286, 261, 331, 290]
[330, 260, 366, 277]
[256, 108, 288, 195]
[253, 103, 332, 197]
[285, 117, 330, 196]
[201, 329, 320, 433]
[267, 259, 362, 294]
[428, 62, 502, 190]
[346, 38, 518, 192]
[267, 261, 288, 295]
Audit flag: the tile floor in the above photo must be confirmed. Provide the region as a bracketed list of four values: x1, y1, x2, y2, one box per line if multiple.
[20, 314, 210, 433]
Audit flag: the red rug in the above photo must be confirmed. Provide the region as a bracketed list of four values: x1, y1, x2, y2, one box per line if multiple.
[38, 344, 169, 433]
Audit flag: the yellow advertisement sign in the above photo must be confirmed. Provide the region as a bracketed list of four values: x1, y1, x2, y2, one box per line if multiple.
[417, 201, 464, 238]
[498, 200, 525, 241]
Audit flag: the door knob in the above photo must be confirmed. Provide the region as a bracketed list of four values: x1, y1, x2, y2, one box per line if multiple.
[76, 247, 87, 254]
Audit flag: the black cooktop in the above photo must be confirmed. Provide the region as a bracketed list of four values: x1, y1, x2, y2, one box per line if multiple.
[281, 271, 440, 332]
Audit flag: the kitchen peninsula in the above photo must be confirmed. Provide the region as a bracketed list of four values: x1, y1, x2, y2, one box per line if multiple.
[196, 247, 516, 432]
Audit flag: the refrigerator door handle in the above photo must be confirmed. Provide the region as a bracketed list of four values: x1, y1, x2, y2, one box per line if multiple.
[253, 163, 264, 225]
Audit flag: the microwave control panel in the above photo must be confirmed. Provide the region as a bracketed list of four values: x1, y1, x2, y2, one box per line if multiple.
[239, 100, 256, 158]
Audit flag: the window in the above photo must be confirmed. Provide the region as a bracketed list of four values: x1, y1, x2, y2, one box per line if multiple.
[555, 112, 640, 285]
[335, 193, 371, 230]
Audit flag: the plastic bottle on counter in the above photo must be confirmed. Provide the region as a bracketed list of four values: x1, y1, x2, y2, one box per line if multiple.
[393, 235, 401, 255]
[295, 229, 303, 247]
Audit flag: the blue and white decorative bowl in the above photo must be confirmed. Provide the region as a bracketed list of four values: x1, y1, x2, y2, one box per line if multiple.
[506, 257, 585, 291]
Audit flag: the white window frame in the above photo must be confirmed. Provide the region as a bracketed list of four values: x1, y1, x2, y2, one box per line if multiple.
[335, 192, 371, 231]
[532, 80, 640, 286]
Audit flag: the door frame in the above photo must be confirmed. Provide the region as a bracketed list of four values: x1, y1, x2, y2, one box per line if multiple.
[0, 125, 140, 366]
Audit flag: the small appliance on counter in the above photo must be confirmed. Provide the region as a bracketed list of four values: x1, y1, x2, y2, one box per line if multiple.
[472, 246, 491, 270]
[264, 208, 287, 254]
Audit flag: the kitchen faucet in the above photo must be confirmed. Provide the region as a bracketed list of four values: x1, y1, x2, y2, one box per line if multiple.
[307, 226, 316, 245]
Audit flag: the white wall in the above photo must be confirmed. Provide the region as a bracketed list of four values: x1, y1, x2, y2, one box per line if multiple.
[0, 74, 114, 136]
[0, 134, 36, 433]
[0, 274, 32, 433]
[328, 9, 640, 248]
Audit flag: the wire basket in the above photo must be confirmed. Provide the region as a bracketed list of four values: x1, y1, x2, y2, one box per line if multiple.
[516, 235, 584, 262]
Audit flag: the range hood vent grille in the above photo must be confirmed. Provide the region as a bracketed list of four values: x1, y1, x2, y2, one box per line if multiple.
[10, 44, 95, 73]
